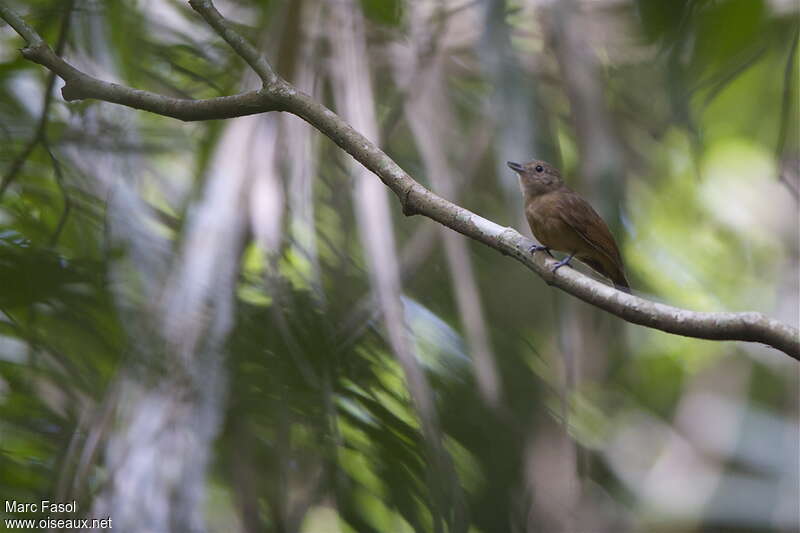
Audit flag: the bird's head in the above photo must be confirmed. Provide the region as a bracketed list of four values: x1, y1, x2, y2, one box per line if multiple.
[507, 159, 564, 197]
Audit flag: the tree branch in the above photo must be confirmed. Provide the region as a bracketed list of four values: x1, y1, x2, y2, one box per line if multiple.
[0, 3, 42, 45]
[1, 2, 797, 360]
[28, 40, 285, 119]
[0, 11, 286, 121]
[187, 0, 279, 86]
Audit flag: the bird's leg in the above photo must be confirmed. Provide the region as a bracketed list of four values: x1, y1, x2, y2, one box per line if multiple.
[551, 252, 576, 273]
[529, 243, 553, 257]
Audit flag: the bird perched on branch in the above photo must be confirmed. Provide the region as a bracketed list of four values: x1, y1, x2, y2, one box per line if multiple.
[507, 159, 631, 293]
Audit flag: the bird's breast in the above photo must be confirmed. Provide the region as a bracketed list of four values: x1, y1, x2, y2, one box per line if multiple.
[525, 194, 585, 253]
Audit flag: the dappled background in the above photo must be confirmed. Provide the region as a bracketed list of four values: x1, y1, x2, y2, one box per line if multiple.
[0, 0, 798, 532]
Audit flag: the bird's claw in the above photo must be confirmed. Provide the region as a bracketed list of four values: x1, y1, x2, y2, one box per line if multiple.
[551, 253, 575, 274]
[529, 244, 552, 257]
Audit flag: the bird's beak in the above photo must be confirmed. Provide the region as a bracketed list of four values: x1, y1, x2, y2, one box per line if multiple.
[506, 161, 524, 173]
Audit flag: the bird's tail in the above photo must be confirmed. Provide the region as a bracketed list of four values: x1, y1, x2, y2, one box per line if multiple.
[611, 270, 631, 294]
[582, 256, 631, 294]
[614, 279, 632, 294]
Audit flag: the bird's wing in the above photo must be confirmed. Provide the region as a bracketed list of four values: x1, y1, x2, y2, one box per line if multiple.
[556, 191, 625, 272]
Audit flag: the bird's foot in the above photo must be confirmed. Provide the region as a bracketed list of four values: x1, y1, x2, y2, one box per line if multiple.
[529, 244, 553, 257]
[551, 253, 576, 274]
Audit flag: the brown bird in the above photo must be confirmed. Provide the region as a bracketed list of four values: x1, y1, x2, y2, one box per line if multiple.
[507, 159, 631, 293]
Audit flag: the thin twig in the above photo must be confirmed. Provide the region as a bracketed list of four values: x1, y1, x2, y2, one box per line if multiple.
[44, 138, 71, 246]
[0, 0, 74, 200]
[187, 0, 279, 86]
[701, 47, 767, 108]
[0, 3, 43, 45]
[0, 8, 281, 121]
[0, 138, 39, 199]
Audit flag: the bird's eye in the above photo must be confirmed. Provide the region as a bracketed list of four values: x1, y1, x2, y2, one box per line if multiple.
[535, 165, 544, 173]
